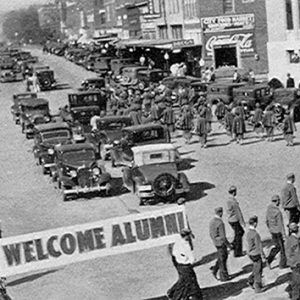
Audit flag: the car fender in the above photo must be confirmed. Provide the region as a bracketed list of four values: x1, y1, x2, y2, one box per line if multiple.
[98, 172, 111, 184]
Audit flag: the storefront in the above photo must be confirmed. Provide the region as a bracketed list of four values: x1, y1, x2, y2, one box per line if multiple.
[201, 14, 256, 69]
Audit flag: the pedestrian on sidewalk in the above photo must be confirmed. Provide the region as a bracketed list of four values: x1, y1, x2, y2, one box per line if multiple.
[224, 107, 234, 141]
[209, 207, 232, 282]
[283, 109, 296, 146]
[281, 173, 300, 225]
[286, 73, 295, 88]
[167, 228, 203, 300]
[252, 102, 264, 139]
[232, 110, 245, 144]
[227, 186, 246, 257]
[246, 215, 266, 294]
[265, 195, 287, 269]
[285, 223, 300, 300]
[262, 106, 277, 142]
[196, 109, 207, 148]
[215, 101, 226, 128]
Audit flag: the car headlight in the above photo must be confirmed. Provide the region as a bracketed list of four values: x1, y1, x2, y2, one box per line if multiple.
[48, 148, 54, 155]
[113, 140, 120, 146]
[44, 116, 50, 122]
[93, 168, 100, 175]
[69, 170, 77, 178]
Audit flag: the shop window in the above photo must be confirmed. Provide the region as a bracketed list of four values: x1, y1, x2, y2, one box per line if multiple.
[171, 25, 183, 39]
[158, 25, 168, 39]
[286, 0, 294, 30]
[287, 50, 300, 63]
[223, 0, 235, 13]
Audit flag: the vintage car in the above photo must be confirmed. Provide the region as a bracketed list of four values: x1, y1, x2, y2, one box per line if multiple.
[206, 82, 246, 105]
[110, 123, 170, 167]
[86, 116, 133, 159]
[272, 88, 300, 122]
[110, 58, 134, 75]
[79, 77, 106, 91]
[70, 106, 100, 131]
[19, 98, 50, 138]
[0, 70, 18, 82]
[11, 92, 37, 124]
[33, 122, 72, 174]
[232, 83, 273, 111]
[52, 143, 111, 201]
[120, 66, 148, 85]
[36, 69, 57, 91]
[136, 69, 169, 87]
[93, 57, 112, 76]
[122, 143, 190, 205]
[68, 91, 107, 112]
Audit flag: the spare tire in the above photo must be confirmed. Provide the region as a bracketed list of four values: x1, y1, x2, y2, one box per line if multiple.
[43, 79, 51, 88]
[153, 173, 176, 198]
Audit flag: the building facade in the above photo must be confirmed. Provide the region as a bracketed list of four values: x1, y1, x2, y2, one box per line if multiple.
[199, 0, 268, 75]
[38, 4, 61, 37]
[266, 0, 300, 85]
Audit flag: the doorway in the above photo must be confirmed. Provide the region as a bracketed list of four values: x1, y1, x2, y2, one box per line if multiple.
[214, 46, 237, 68]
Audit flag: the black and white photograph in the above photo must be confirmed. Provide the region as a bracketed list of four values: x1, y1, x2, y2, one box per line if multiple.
[0, 0, 300, 299]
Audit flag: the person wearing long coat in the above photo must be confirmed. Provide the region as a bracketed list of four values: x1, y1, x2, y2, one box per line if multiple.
[252, 103, 264, 138]
[196, 109, 208, 148]
[232, 111, 246, 144]
[181, 104, 193, 144]
[224, 108, 234, 140]
[283, 110, 296, 146]
[215, 101, 226, 127]
[262, 107, 277, 141]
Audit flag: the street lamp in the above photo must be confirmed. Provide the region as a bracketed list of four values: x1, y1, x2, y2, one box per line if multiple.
[14, 32, 19, 44]
[164, 52, 170, 71]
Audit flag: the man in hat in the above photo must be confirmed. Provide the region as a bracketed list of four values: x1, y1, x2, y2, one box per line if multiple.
[181, 104, 194, 144]
[283, 109, 296, 146]
[161, 101, 175, 138]
[224, 106, 234, 141]
[281, 173, 300, 225]
[209, 207, 232, 281]
[252, 102, 264, 139]
[262, 106, 277, 142]
[227, 186, 245, 257]
[285, 222, 300, 299]
[167, 228, 203, 300]
[246, 216, 265, 293]
[215, 101, 226, 128]
[232, 111, 245, 144]
[265, 195, 287, 269]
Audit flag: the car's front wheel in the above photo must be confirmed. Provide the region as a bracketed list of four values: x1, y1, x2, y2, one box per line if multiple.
[153, 173, 176, 199]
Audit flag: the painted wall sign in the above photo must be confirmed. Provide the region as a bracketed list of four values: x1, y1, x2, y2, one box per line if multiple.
[201, 14, 255, 33]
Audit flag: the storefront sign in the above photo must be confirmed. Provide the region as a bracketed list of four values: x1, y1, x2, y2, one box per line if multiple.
[0, 206, 186, 277]
[205, 32, 255, 57]
[172, 39, 195, 48]
[201, 14, 255, 33]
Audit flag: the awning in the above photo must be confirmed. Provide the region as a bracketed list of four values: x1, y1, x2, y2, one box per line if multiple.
[115, 39, 201, 50]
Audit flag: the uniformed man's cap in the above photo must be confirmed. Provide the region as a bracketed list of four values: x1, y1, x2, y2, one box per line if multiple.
[228, 185, 237, 193]
[271, 195, 280, 202]
[180, 228, 192, 237]
[249, 215, 258, 224]
[214, 207, 223, 214]
[289, 222, 299, 232]
[287, 173, 295, 180]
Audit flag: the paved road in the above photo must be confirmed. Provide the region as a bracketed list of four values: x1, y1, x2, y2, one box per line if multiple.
[0, 49, 299, 299]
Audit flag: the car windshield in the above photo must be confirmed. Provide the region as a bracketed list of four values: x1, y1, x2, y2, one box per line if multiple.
[98, 120, 129, 130]
[133, 128, 165, 143]
[41, 130, 70, 141]
[62, 149, 95, 163]
[23, 105, 48, 113]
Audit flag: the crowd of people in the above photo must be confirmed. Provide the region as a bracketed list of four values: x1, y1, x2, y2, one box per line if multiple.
[97, 76, 297, 148]
[168, 173, 300, 300]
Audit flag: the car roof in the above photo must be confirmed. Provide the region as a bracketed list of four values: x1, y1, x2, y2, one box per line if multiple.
[71, 105, 100, 112]
[35, 122, 70, 132]
[209, 82, 245, 88]
[138, 68, 164, 74]
[69, 91, 101, 96]
[132, 143, 176, 155]
[20, 98, 49, 107]
[123, 123, 164, 132]
[98, 116, 132, 122]
[55, 143, 95, 152]
[233, 83, 269, 91]
[84, 77, 104, 82]
[14, 92, 37, 98]
[122, 66, 147, 71]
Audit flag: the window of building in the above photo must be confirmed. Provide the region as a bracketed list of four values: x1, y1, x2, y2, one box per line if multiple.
[169, 0, 180, 14]
[106, 5, 111, 22]
[153, 0, 161, 13]
[287, 50, 300, 63]
[184, 0, 197, 18]
[171, 25, 183, 39]
[286, 0, 294, 29]
[223, 0, 235, 13]
[158, 25, 168, 39]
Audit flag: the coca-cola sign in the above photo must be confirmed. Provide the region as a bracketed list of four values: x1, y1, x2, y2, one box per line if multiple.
[205, 32, 255, 57]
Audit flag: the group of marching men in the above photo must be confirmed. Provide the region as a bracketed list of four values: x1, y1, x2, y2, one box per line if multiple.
[104, 81, 296, 148]
[167, 173, 300, 300]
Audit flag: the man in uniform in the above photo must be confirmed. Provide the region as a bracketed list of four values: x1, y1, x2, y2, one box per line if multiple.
[265, 195, 287, 269]
[246, 215, 265, 293]
[209, 207, 232, 281]
[196, 109, 208, 148]
[281, 173, 300, 225]
[286, 223, 300, 299]
[283, 110, 296, 146]
[227, 186, 245, 257]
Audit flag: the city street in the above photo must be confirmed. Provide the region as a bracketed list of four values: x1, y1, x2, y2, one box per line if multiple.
[0, 48, 299, 300]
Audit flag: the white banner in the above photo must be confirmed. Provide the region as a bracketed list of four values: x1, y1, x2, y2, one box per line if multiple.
[0, 206, 187, 277]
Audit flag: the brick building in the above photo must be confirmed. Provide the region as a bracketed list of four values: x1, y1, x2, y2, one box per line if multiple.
[199, 0, 268, 75]
[266, 0, 300, 85]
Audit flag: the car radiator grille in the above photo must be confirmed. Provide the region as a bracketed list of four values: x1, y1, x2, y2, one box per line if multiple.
[77, 168, 93, 188]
